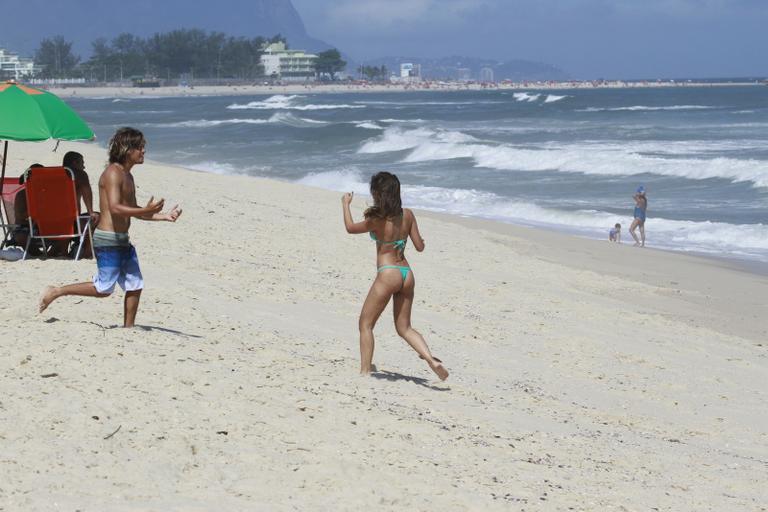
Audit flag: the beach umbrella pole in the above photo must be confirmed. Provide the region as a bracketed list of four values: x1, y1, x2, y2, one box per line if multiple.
[1, 140, 6, 185]
[0, 140, 7, 237]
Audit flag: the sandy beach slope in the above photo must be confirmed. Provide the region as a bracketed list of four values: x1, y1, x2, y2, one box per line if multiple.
[1, 141, 766, 511]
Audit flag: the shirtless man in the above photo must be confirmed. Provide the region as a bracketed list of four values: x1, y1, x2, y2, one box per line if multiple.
[39, 127, 182, 327]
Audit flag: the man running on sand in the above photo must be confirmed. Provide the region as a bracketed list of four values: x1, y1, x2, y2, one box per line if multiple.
[39, 127, 182, 327]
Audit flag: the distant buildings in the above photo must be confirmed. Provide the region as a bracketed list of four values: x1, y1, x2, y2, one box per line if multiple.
[456, 68, 472, 82]
[0, 47, 36, 80]
[479, 67, 494, 83]
[260, 42, 317, 82]
[396, 63, 421, 83]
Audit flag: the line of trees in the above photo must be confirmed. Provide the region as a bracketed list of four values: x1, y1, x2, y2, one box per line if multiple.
[34, 30, 294, 81]
[360, 65, 389, 81]
[34, 36, 81, 77]
[314, 49, 347, 81]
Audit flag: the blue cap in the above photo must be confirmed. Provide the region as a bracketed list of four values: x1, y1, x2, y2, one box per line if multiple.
[636, 185, 645, 194]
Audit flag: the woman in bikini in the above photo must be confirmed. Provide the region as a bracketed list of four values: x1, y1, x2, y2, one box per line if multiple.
[341, 171, 449, 381]
[630, 185, 648, 247]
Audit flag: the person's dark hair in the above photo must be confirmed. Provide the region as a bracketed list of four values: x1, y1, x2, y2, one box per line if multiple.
[364, 171, 403, 220]
[62, 151, 83, 169]
[20, 163, 44, 184]
[615, 223, 621, 228]
[108, 127, 145, 164]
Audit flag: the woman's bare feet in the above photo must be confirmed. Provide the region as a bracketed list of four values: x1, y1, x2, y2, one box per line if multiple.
[359, 363, 377, 376]
[426, 357, 449, 381]
[38, 286, 58, 313]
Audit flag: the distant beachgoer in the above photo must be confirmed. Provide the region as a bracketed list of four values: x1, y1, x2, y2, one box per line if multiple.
[38, 127, 182, 327]
[342, 172, 448, 381]
[630, 186, 648, 247]
[609, 223, 622, 243]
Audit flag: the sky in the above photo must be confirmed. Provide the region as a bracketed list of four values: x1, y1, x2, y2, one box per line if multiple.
[291, 0, 768, 79]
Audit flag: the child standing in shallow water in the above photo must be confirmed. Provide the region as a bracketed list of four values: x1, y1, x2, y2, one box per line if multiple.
[341, 172, 449, 380]
[609, 223, 621, 243]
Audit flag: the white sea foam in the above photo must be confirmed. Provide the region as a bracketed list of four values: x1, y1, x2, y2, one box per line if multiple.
[156, 118, 269, 128]
[227, 94, 365, 111]
[354, 100, 503, 106]
[355, 122, 384, 130]
[297, 168, 371, 195]
[271, 113, 328, 127]
[108, 110, 175, 115]
[511, 92, 566, 104]
[513, 92, 541, 103]
[187, 161, 271, 175]
[187, 161, 239, 175]
[578, 105, 715, 112]
[379, 118, 427, 124]
[154, 113, 328, 128]
[296, 169, 768, 260]
[358, 127, 436, 153]
[359, 127, 768, 188]
[358, 127, 478, 154]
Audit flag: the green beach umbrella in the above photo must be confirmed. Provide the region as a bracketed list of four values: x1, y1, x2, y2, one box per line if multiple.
[0, 80, 95, 185]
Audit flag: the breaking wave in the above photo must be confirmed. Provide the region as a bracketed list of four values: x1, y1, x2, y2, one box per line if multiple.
[227, 94, 365, 111]
[578, 105, 716, 112]
[154, 113, 328, 128]
[358, 127, 768, 188]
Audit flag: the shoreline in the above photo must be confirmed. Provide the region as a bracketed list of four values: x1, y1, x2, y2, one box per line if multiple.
[2, 139, 766, 509]
[5, 139, 768, 336]
[7, 137, 767, 274]
[42, 83, 768, 270]
[416, 208, 768, 343]
[45, 80, 765, 99]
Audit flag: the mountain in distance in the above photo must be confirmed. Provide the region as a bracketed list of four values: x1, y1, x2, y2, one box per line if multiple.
[363, 56, 569, 82]
[1, 0, 569, 82]
[1, 0, 332, 57]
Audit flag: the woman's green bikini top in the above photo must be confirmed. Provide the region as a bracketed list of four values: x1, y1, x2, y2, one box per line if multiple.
[370, 232, 407, 251]
[370, 212, 407, 251]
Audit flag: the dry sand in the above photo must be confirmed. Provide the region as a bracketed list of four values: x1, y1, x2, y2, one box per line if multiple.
[1, 140, 766, 511]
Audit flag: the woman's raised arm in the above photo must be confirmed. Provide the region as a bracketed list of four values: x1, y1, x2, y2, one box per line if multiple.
[342, 192, 372, 234]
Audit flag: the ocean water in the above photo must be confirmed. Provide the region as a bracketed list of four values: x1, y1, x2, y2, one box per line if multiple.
[69, 87, 768, 263]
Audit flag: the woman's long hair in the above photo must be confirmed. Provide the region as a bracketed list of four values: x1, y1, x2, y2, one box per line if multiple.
[364, 172, 403, 220]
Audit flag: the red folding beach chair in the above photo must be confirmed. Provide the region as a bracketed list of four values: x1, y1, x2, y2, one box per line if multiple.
[23, 166, 92, 261]
[1, 176, 24, 249]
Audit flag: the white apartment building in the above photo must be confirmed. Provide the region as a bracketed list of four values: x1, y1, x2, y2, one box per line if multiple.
[261, 42, 317, 82]
[479, 67, 495, 83]
[395, 63, 421, 83]
[0, 48, 36, 80]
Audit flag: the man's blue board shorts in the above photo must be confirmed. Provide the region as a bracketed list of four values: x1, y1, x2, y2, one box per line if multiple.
[92, 245, 144, 294]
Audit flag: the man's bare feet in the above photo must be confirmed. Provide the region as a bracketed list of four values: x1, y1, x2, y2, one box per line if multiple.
[38, 286, 57, 313]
